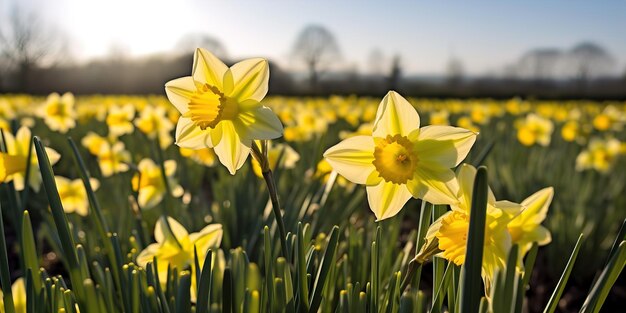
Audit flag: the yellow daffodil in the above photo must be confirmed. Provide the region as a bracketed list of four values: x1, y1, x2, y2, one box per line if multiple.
[324, 91, 477, 220]
[251, 142, 300, 177]
[0, 127, 60, 191]
[96, 141, 131, 177]
[429, 110, 450, 126]
[507, 187, 553, 258]
[165, 48, 283, 174]
[314, 159, 351, 188]
[592, 105, 623, 131]
[561, 120, 580, 142]
[516, 113, 554, 147]
[456, 116, 480, 133]
[136, 216, 222, 302]
[106, 104, 136, 137]
[180, 147, 217, 167]
[39, 92, 76, 133]
[55, 176, 100, 216]
[134, 105, 174, 148]
[576, 137, 623, 173]
[0, 278, 26, 313]
[81, 132, 109, 155]
[420, 164, 522, 288]
[131, 159, 183, 209]
[339, 123, 373, 140]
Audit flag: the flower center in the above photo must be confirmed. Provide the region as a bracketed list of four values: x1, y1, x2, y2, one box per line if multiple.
[184, 84, 239, 130]
[372, 134, 417, 184]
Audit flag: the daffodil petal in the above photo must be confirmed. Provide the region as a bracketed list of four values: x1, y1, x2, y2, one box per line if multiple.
[408, 167, 459, 205]
[323, 135, 376, 184]
[520, 187, 554, 224]
[526, 226, 552, 245]
[136, 243, 160, 267]
[193, 48, 228, 88]
[165, 76, 196, 113]
[155, 216, 189, 245]
[366, 181, 412, 221]
[224, 58, 269, 102]
[415, 125, 477, 168]
[175, 117, 213, 149]
[213, 121, 251, 175]
[236, 106, 284, 141]
[372, 91, 420, 137]
[189, 224, 223, 261]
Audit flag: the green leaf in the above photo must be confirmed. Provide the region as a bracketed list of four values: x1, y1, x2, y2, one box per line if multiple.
[21, 211, 42, 292]
[196, 249, 214, 313]
[543, 233, 583, 313]
[459, 166, 489, 313]
[580, 240, 626, 313]
[309, 226, 339, 313]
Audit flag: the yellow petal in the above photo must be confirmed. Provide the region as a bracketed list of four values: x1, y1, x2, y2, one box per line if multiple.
[165, 76, 196, 113]
[520, 187, 554, 224]
[139, 186, 162, 210]
[366, 181, 412, 221]
[223, 58, 269, 102]
[323, 135, 376, 185]
[175, 117, 214, 149]
[189, 224, 223, 260]
[372, 91, 420, 137]
[155, 216, 189, 245]
[193, 48, 228, 89]
[415, 125, 477, 168]
[407, 167, 459, 205]
[236, 106, 284, 141]
[136, 243, 160, 267]
[525, 225, 552, 246]
[213, 121, 251, 175]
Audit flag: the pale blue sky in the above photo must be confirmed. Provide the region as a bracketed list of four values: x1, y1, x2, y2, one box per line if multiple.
[5, 0, 626, 75]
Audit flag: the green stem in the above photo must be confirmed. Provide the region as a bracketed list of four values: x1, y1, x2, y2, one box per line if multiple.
[252, 142, 290, 263]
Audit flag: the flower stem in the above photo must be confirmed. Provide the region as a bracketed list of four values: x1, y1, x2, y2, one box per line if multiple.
[252, 142, 291, 263]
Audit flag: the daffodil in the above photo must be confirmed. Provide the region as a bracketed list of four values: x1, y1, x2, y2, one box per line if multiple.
[165, 48, 283, 174]
[323, 91, 477, 220]
[561, 120, 580, 142]
[136, 216, 222, 302]
[39, 92, 76, 133]
[134, 105, 174, 148]
[55, 176, 100, 216]
[516, 113, 554, 147]
[507, 187, 553, 258]
[82, 132, 133, 176]
[131, 159, 183, 209]
[251, 142, 300, 178]
[0, 278, 26, 313]
[179, 147, 217, 167]
[418, 164, 522, 288]
[0, 127, 60, 191]
[576, 137, 623, 173]
[429, 110, 450, 125]
[106, 104, 136, 137]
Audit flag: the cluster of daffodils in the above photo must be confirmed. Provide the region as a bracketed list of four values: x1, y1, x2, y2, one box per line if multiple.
[323, 91, 554, 289]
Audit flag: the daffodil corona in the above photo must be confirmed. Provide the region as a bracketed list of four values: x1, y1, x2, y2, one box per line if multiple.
[324, 91, 477, 220]
[165, 48, 283, 174]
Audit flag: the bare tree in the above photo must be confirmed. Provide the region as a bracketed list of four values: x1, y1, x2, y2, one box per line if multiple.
[516, 48, 562, 80]
[387, 54, 402, 90]
[367, 48, 386, 76]
[446, 57, 464, 86]
[0, 5, 67, 91]
[291, 25, 341, 88]
[177, 33, 227, 59]
[567, 42, 615, 82]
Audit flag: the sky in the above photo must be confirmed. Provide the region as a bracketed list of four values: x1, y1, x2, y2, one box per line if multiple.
[4, 0, 626, 76]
